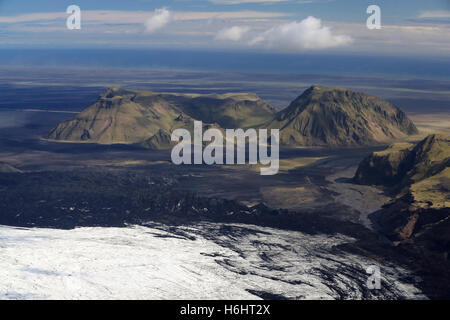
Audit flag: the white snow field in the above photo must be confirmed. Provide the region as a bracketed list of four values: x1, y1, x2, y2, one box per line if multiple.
[0, 223, 426, 300]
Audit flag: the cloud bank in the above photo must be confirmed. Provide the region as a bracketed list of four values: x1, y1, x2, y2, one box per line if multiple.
[145, 8, 172, 33]
[215, 26, 249, 41]
[418, 11, 450, 19]
[3, 8, 448, 56]
[250, 16, 353, 51]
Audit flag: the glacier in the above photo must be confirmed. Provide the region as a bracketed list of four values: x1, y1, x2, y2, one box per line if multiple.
[0, 223, 426, 300]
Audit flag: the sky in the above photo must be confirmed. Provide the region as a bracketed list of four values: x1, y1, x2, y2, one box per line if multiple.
[0, 0, 449, 57]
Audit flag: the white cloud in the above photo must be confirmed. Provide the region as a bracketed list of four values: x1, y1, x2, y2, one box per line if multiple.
[250, 16, 352, 51]
[0, 10, 289, 24]
[418, 11, 450, 19]
[215, 26, 249, 41]
[2, 9, 449, 56]
[145, 8, 172, 33]
[173, 11, 289, 20]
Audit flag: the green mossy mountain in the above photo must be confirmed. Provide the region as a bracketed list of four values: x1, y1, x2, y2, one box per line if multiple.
[48, 86, 417, 149]
[47, 88, 274, 149]
[353, 142, 414, 186]
[48, 88, 193, 146]
[264, 86, 418, 146]
[354, 134, 450, 261]
[165, 92, 275, 128]
[354, 134, 450, 202]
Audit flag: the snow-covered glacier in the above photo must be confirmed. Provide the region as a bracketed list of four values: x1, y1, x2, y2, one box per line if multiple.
[0, 223, 425, 300]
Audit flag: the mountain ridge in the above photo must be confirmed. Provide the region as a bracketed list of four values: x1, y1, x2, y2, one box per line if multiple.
[47, 86, 418, 149]
[47, 87, 274, 148]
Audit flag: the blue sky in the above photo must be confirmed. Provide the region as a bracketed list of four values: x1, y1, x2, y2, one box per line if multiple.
[1, 0, 448, 21]
[0, 0, 449, 56]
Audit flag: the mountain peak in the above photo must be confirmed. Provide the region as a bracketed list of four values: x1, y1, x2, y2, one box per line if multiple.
[266, 86, 418, 146]
[101, 87, 136, 99]
[412, 134, 449, 161]
[416, 133, 448, 149]
[305, 85, 346, 93]
[309, 85, 323, 91]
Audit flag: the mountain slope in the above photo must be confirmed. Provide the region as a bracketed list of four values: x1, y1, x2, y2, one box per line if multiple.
[48, 86, 417, 149]
[47, 88, 196, 145]
[353, 134, 450, 262]
[354, 134, 450, 205]
[47, 88, 274, 148]
[140, 129, 174, 150]
[162, 92, 275, 128]
[264, 86, 418, 146]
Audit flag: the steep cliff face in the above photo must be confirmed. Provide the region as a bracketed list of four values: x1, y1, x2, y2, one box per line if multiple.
[353, 142, 414, 186]
[265, 86, 418, 146]
[354, 134, 450, 200]
[354, 135, 450, 261]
